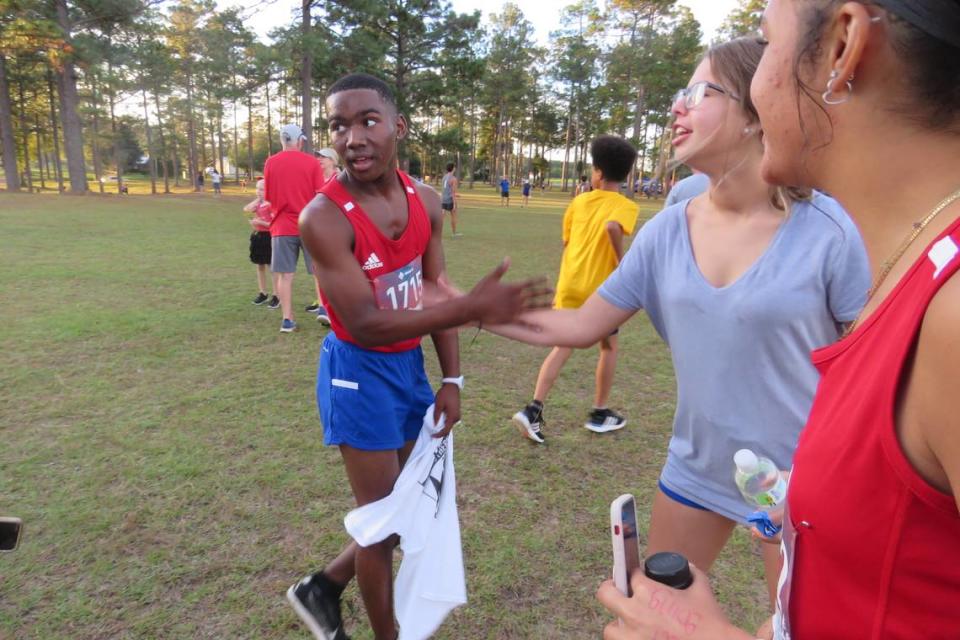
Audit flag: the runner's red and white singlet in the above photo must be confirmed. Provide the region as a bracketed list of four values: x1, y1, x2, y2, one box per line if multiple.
[776, 215, 960, 639]
[319, 170, 431, 353]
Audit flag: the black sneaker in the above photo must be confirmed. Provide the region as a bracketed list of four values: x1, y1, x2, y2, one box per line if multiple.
[286, 573, 348, 640]
[512, 403, 546, 443]
[306, 301, 321, 313]
[252, 292, 269, 305]
[584, 408, 626, 433]
[267, 295, 280, 310]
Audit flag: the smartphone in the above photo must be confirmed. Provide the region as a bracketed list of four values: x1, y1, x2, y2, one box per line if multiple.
[610, 494, 641, 596]
[0, 517, 22, 552]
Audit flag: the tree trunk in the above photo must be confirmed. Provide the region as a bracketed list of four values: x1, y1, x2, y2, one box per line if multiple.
[140, 84, 156, 194]
[246, 93, 254, 180]
[560, 108, 572, 192]
[17, 76, 32, 192]
[90, 74, 104, 193]
[232, 98, 239, 183]
[0, 55, 20, 192]
[468, 97, 476, 188]
[216, 113, 225, 175]
[265, 81, 274, 155]
[54, 0, 88, 194]
[35, 114, 47, 190]
[654, 124, 670, 181]
[198, 112, 208, 170]
[46, 69, 64, 192]
[300, 0, 313, 153]
[153, 91, 170, 193]
[107, 62, 123, 194]
[172, 133, 182, 187]
[186, 73, 199, 191]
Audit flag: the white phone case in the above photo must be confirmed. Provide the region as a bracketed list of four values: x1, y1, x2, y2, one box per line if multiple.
[610, 494, 637, 596]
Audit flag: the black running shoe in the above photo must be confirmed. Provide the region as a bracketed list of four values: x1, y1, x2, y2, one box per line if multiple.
[252, 292, 269, 305]
[584, 408, 626, 433]
[286, 573, 348, 640]
[512, 403, 546, 443]
[305, 301, 321, 313]
[267, 295, 280, 310]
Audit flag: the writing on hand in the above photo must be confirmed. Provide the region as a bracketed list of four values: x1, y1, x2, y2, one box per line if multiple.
[649, 588, 701, 636]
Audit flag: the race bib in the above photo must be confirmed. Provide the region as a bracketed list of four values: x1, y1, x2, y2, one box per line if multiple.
[372, 257, 423, 311]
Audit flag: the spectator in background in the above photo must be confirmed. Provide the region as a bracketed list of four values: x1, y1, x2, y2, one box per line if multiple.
[305, 147, 342, 325]
[315, 148, 340, 184]
[575, 174, 592, 196]
[243, 179, 278, 307]
[211, 169, 222, 195]
[499, 175, 510, 207]
[441, 162, 461, 236]
[522, 179, 532, 207]
[263, 123, 327, 333]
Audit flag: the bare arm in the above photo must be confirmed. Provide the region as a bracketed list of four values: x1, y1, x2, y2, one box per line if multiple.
[242, 197, 260, 213]
[902, 275, 960, 507]
[484, 293, 633, 349]
[299, 193, 551, 348]
[419, 183, 462, 433]
[606, 221, 625, 262]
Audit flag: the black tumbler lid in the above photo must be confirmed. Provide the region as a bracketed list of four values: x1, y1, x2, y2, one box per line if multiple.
[644, 552, 693, 589]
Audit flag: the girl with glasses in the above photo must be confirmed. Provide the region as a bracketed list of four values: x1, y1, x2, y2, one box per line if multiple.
[486, 36, 869, 611]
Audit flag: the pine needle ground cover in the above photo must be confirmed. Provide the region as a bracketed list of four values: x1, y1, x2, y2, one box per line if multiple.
[0, 186, 769, 639]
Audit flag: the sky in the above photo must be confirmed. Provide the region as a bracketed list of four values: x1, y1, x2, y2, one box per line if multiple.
[222, 0, 741, 46]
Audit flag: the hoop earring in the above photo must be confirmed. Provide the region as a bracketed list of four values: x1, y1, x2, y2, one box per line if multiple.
[822, 70, 853, 106]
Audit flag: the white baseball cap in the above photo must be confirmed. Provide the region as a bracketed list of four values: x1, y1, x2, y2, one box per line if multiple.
[280, 123, 305, 143]
[315, 148, 339, 162]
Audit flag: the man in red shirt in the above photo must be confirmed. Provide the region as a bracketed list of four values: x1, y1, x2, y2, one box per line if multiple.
[264, 124, 326, 332]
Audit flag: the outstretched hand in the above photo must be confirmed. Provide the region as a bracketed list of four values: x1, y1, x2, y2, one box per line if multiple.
[467, 258, 553, 325]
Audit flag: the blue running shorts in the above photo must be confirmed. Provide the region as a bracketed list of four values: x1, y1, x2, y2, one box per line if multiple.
[658, 479, 709, 511]
[317, 333, 434, 451]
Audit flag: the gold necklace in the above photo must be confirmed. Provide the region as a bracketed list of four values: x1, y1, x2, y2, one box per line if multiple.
[843, 185, 960, 338]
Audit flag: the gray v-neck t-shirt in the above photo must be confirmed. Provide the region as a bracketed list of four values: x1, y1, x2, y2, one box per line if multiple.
[598, 193, 870, 522]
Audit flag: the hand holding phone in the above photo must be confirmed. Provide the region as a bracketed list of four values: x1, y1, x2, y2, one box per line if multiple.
[610, 494, 641, 596]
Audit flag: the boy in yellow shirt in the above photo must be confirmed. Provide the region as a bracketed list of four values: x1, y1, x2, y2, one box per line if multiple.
[513, 135, 638, 443]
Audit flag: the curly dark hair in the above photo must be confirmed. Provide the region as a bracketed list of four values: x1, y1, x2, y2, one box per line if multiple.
[590, 136, 637, 183]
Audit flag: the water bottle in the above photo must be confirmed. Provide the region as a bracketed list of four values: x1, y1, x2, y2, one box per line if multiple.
[644, 552, 693, 589]
[734, 449, 787, 509]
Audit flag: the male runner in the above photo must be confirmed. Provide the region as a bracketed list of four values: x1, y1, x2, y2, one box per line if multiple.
[288, 73, 549, 640]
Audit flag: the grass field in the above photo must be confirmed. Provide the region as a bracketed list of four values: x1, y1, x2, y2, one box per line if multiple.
[0, 184, 769, 639]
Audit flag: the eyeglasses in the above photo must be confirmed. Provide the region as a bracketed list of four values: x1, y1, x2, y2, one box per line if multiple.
[672, 81, 739, 110]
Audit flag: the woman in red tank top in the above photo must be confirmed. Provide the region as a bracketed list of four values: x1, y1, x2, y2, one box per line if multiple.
[595, 3, 960, 639]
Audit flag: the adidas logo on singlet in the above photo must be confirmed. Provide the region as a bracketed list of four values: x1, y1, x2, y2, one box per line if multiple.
[362, 252, 384, 271]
